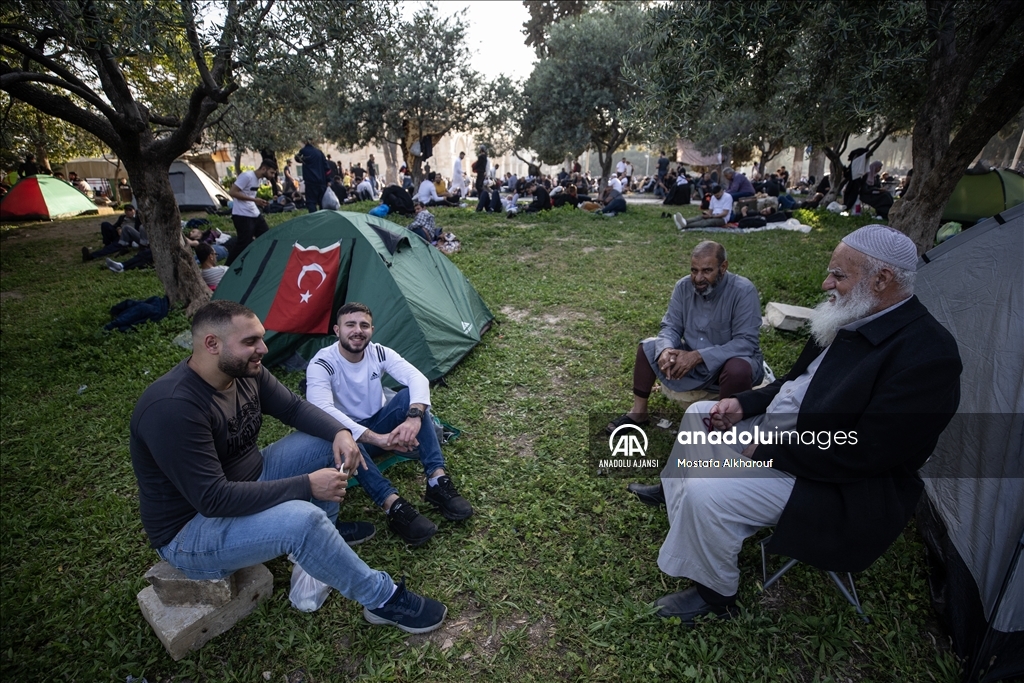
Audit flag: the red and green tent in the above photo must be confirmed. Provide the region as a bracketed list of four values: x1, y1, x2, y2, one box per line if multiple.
[0, 175, 98, 221]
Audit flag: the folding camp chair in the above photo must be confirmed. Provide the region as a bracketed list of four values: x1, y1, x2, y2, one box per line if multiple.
[759, 534, 871, 623]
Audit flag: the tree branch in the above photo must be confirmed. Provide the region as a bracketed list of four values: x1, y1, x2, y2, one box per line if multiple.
[149, 113, 182, 127]
[0, 73, 121, 151]
[0, 33, 104, 107]
[0, 66, 119, 121]
[947, 0, 1024, 94]
[180, 0, 219, 93]
[71, 0, 146, 129]
[945, 50, 1024, 170]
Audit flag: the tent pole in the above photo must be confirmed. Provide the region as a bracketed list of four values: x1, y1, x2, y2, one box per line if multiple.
[1011, 126, 1024, 171]
[964, 532, 1024, 683]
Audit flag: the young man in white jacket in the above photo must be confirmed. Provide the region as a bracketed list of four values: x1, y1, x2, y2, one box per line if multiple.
[306, 303, 473, 546]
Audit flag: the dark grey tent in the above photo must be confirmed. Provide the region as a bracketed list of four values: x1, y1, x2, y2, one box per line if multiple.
[915, 203, 1024, 682]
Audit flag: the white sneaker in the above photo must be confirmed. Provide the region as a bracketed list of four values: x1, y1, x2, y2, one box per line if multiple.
[673, 213, 687, 230]
[105, 258, 124, 272]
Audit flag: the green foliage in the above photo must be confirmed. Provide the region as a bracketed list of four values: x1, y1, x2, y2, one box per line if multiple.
[520, 5, 646, 176]
[521, 0, 592, 56]
[0, 94, 105, 169]
[0, 204, 953, 682]
[324, 3, 510, 178]
[628, 0, 928, 158]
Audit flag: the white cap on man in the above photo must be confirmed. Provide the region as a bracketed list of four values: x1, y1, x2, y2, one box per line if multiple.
[841, 224, 918, 271]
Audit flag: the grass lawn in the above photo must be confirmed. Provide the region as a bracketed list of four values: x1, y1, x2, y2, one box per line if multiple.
[0, 201, 959, 682]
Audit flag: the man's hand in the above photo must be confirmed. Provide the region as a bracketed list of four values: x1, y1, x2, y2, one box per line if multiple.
[309, 467, 348, 502]
[386, 417, 421, 452]
[657, 349, 677, 375]
[709, 398, 744, 431]
[255, 197, 268, 208]
[332, 430, 366, 473]
[659, 350, 702, 380]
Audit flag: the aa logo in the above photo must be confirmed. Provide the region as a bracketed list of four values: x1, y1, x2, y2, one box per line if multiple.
[608, 424, 648, 458]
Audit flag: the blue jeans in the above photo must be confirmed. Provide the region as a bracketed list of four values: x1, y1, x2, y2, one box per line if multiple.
[354, 388, 446, 507]
[156, 432, 394, 608]
[603, 196, 627, 214]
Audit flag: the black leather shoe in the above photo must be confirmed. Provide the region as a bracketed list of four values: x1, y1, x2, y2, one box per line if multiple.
[627, 482, 665, 507]
[654, 587, 737, 625]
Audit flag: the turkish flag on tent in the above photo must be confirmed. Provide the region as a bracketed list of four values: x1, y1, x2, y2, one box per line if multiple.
[263, 242, 342, 334]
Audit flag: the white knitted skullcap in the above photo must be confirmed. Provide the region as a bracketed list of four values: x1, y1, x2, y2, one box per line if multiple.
[841, 224, 917, 272]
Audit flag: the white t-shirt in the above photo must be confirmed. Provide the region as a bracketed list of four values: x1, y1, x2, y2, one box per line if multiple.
[609, 176, 623, 193]
[356, 179, 373, 195]
[231, 170, 262, 218]
[306, 341, 431, 441]
[201, 265, 228, 288]
[616, 161, 626, 175]
[709, 192, 734, 221]
[417, 179, 444, 205]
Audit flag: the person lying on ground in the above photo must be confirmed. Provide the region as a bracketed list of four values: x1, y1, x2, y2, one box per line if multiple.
[104, 247, 153, 272]
[673, 184, 733, 230]
[306, 303, 474, 547]
[606, 240, 763, 435]
[130, 301, 447, 633]
[629, 225, 960, 627]
[735, 206, 792, 228]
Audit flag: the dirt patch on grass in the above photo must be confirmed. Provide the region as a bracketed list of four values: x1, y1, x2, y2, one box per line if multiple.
[498, 305, 530, 323]
[1, 290, 25, 300]
[511, 433, 535, 458]
[406, 599, 548, 662]
[540, 310, 586, 327]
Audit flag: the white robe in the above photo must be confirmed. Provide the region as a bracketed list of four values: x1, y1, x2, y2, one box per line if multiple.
[451, 158, 466, 194]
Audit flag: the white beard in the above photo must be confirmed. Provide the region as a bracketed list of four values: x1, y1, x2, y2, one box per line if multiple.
[809, 282, 877, 347]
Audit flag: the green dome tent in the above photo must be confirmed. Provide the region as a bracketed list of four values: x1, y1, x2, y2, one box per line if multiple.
[941, 169, 1024, 224]
[213, 211, 493, 380]
[0, 175, 98, 221]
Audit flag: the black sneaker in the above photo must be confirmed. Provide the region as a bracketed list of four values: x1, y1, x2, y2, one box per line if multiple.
[386, 497, 437, 547]
[336, 520, 376, 546]
[81, 246, 91, 262]
[363, 578, 447, 634]
[425, 475, 473, 521]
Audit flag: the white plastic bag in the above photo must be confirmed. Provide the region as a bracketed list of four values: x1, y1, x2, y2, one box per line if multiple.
[289, 563, 331, 612]
[826, 201, 845, 213]
[321, 187, 340, 211]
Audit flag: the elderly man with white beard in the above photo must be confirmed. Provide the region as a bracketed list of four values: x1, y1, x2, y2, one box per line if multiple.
[628, 224, 962, 625]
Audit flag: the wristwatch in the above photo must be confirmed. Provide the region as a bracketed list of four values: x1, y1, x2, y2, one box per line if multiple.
[406, 407, 424, 419]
